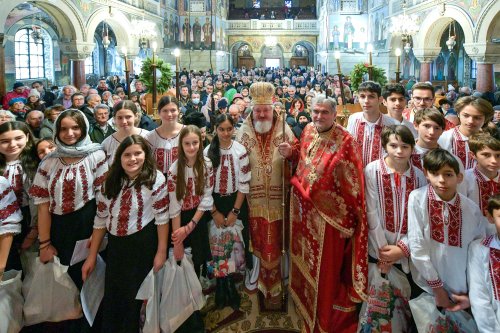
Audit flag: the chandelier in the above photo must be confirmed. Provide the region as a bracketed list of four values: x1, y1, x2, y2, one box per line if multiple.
[390, 1, 419, 38]
[264, 36, 277, 47]
[130, 18, 158, 49]
[446, 20, 456, 51]
[31, 12, 43, 44]
[102, 21, 111, 49]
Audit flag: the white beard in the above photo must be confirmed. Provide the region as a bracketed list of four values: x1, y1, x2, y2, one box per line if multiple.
[253, 120, 272, 134]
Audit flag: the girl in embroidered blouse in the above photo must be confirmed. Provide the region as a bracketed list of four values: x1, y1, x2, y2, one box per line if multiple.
[168, 125, 214, 275]
[30, 109, 107, 282]
[0, 121, 38, 268]
[205, 114, 251, 310]
[102, 100, 149, 166]
[144, 96, 184, 175]
[82, 135, 169, 333]
[438, 96, 494, 170]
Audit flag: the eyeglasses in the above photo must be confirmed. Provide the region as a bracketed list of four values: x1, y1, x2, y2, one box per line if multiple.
[413, 97, 433, 103]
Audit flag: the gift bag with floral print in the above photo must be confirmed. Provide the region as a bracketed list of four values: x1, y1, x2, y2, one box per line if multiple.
[207, 220, 245, 278]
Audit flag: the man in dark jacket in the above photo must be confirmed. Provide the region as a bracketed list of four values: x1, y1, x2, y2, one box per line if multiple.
[32, 81, 56, 107]
[89, 104, 115, 143]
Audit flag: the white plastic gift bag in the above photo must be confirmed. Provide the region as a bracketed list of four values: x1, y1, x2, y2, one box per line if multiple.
[409, 292, 478, 333]
[207, 220, 246, 278]
[136, 265, 165, 333]
[0, 270, 24, 333]
[359, 264, 412, 332]
[23, 256, 82, 325]
[159, 255, 206, 333]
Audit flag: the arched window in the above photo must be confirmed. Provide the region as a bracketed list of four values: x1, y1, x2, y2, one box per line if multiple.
[85, 38, 100, 75]
[15, 27, 49, 79]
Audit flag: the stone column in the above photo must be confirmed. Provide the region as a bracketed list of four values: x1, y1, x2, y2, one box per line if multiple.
[475, 63, 494, 93]
[419, 62, 432, 82]
[0, 34, 5, 101]
[71, 59, 86, 89]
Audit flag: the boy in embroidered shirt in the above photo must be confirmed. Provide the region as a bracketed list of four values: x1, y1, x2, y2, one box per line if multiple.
[408, 149, 485, 312]
[347, 81, 398, 167]
[463, 132, 500, 220]
[365, 125, 427, 275]
[438, 96, 494, 170]
[468, 195, 500, 332]
[382, 84, 417, 138]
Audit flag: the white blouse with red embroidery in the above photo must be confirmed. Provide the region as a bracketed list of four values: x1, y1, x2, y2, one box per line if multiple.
[468, 235, 500, 332]
[30, 150, 108, 215]
[464, 167, 500, 219]
[346, 112, 398, 167]
[438, 127, 476, 170]
[0, 176, 22, 235]
[203, 141, 250, 195]
[408, 185, 486, 295]
[168, 157, 214, 218]
[102, 129, 149, 166]
[365, 157, 427, 272]
[3, 160, 30, 208]
[145, 128, 181, 174]
[94, 170, 169, 236]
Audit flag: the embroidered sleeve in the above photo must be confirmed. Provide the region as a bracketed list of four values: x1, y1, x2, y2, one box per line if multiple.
[396, 239, 411, 258]
[29, 162, 50, 205]
[152, 173, 169, 225]
[408, 191, 442, 287]
[238, 150, 251, 194]
[198, 162, 214, 211]
[168, 171, 181, 218]
[364, 165, 388, 258]
[467, 240, 500, 332]
[92, 151, 109, 193]
[93, 191, 109, 229]
[0, 178, 22, 235]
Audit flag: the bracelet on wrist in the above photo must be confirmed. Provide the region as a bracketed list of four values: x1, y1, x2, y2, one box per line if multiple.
[39, 238, 51, 245]
[210, 209, 217, 216]
[191, 219, 198, 226]
[231, 207, 241, 216]
[39, 242, 51, 250]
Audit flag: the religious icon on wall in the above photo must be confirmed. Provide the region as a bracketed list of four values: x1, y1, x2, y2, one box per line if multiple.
[182, 17, 191, 48]
[193, 17, 202, 48]
[343, 16, 355, 49]
[202, 17, 213, 49]
[332, 25, 340, 50]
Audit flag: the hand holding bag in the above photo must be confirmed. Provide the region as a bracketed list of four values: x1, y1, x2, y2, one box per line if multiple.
[136, 266, 165, 333]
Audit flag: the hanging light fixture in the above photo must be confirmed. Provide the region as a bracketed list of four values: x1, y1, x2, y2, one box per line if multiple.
[446, 20, 456, 51]
[31, 11, 43, 44]
[102, 21, 111, 49]
[390, 0, 419, 53]
[130, 16, 158, 49]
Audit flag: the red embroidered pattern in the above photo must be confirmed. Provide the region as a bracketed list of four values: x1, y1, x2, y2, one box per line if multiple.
[154, 146, 178, 174]
[377, 160, 415, 235]
[4, 164, 23, 207]
[0, 187, 11, 201]
[155, 148, 166, 173]
[411, 153, 423, 171]
[61, 169, 76, 214]
[489, 248, 500, 301]
[79, 165, 89, 203]
[92, 159, 106, 173]
[116, 188, 132, 236]
[427, 278, 444, 289]
[355, 120, 384, 166]
[452, 127, 473, 169]
[167, 174, 176, 192]
[136, 189, 144, 230]
[229, 156, 236, 193]
[97, 200, 107, 213]
[219, 155, 229, 194]
[427, 187, 463, 247]
[397, 240, 411, 257]
[241, 162, 250, 174]
[474, 167, 499, 214]
[49, 169, 63, 213]
[29, 185, 49, 199]
[181, 178, 201, 210]
[0, 202, 20, 222]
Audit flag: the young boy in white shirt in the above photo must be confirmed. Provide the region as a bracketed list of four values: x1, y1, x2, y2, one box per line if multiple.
[408, 149, 485, 311]
[382, 84, 417, 138]
[347, 81, 398, 167]
[463, 132, 500, 217]
[468, 195, 500, 332]
[438, 96, 494, 170]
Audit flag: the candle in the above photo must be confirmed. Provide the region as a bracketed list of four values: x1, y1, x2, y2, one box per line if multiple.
[395, 48, 402, 73]
[152, 41, 157, 64]
[121, 47, 128, 72]
[367, 44, 373, 66]
[334, 51, 341, 74]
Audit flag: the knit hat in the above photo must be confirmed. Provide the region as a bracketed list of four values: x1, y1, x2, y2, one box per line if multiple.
[296, 111, 311, 122]
[183, 111, 207, 128]
[8, 97, 27, 106]
[13, 82, 24, 89]
[28, 89, 40, 98]
[218, 98, 228, 109]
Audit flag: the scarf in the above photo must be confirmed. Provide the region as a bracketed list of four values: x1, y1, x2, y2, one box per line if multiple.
[48, 109, 102, 158]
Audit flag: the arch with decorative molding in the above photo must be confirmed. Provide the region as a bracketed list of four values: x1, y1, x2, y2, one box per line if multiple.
[474, 0, 500, 43]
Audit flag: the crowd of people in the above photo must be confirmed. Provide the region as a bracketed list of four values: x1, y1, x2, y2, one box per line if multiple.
[1, 66, 500, 333]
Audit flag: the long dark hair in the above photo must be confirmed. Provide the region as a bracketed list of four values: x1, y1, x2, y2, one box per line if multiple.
[176, 125, 206, 201]
[104, 135, 157, 199]
[207, 114, 235, 169]
[0, 121, 37, 180]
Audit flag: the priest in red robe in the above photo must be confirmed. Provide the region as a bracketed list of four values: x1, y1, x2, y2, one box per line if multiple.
[279, 96, 368, 332]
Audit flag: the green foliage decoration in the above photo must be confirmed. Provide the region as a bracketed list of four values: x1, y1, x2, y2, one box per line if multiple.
[138, 57, 173, 94]
[349, 63, 388, 92]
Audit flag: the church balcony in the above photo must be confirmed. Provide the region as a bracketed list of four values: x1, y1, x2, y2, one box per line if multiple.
[226, 19, 319, 34]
